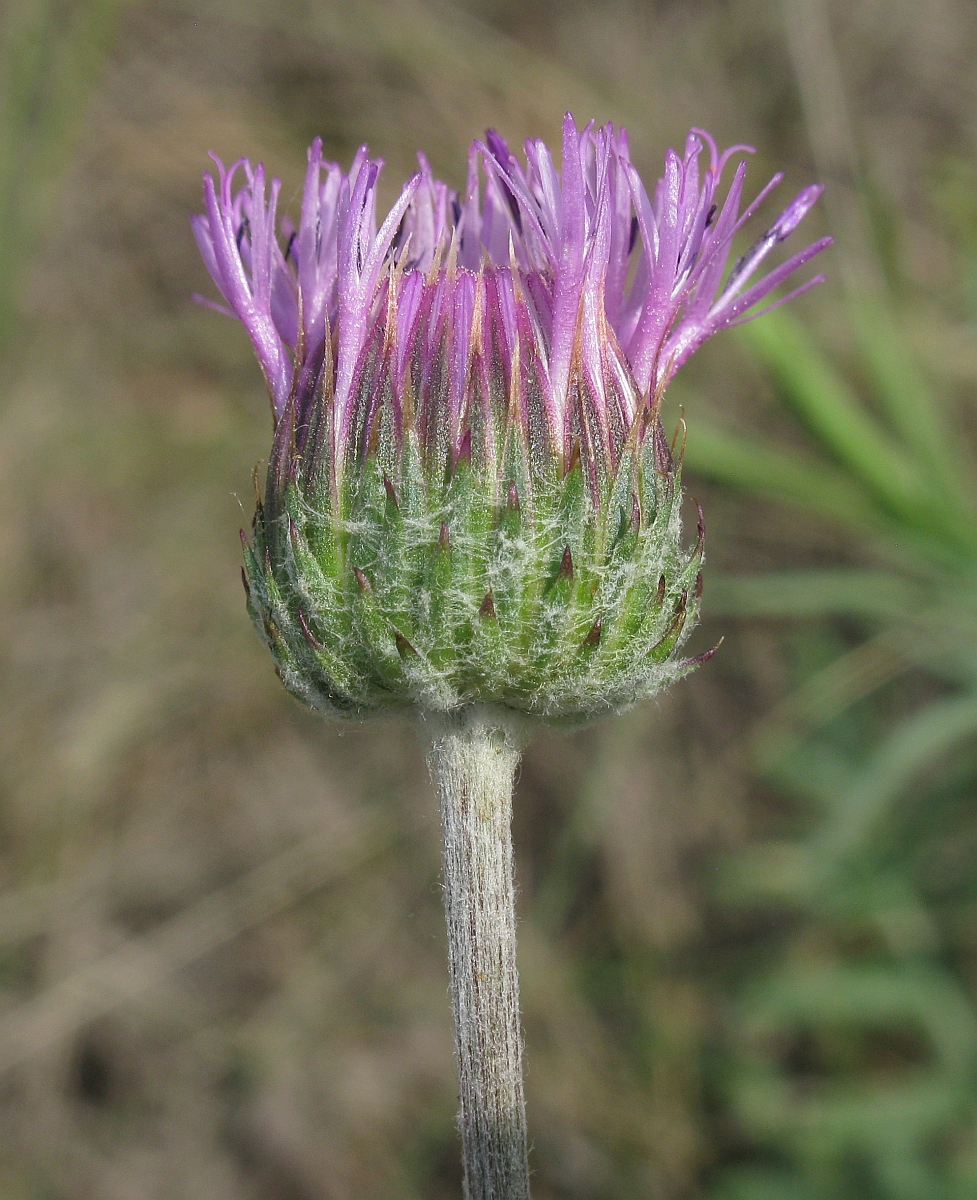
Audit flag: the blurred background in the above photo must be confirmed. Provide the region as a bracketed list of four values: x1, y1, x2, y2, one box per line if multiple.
[1, 0, 977, 1197]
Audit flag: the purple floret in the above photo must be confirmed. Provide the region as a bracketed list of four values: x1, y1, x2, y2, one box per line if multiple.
[193, 114, 829, 484]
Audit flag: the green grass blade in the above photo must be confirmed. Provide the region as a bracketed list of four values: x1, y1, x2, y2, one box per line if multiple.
[709, 569, 923, 620]
[0, 0, 128, 359]
[684, 420, 886, 531]
[736, 311, 952, 538]
[815, 691, 977, 868]
[851, 297, 976, 517]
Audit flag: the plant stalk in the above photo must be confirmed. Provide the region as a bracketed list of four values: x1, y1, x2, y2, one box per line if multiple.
[424, 706, 530, 1200]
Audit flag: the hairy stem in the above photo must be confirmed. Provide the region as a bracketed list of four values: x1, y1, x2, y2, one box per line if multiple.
[424, 707, 530, 1200]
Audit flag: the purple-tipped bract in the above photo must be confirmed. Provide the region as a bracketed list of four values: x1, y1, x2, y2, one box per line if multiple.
[193, 114, 828, 496]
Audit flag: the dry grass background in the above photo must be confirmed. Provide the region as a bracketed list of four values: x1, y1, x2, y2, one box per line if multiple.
[0, 1, 975, 1197]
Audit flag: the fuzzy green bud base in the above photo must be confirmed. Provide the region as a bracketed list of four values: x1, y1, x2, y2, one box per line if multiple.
[426, 708, 529, 1200]
[242, 399, 703, 726]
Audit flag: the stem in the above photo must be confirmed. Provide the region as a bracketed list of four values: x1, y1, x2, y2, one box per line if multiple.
[424, 706, 531, 1200]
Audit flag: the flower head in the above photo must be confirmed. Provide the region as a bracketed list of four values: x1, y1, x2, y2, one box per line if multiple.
[195, 115, 828, 721]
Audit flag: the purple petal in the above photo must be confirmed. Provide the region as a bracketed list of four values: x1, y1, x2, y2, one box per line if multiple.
[193, 119, 829, 485]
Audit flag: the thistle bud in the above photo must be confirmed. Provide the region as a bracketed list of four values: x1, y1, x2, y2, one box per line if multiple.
[194, 115, 828, 723]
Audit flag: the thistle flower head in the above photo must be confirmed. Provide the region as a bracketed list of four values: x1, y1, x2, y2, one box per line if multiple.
[195, 115, 828, 721]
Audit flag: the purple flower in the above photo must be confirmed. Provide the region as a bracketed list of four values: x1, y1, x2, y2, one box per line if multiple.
[193, 114, 829, 493]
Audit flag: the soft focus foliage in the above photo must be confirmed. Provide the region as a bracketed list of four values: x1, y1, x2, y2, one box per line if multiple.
[1, 2, 976, 1199]
[688, 292, 977, 1199]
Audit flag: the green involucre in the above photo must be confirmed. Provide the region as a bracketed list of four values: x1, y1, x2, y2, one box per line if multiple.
[243, 404, 704, 724]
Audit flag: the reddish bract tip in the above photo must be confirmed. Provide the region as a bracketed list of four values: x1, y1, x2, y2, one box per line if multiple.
[583, 616, 602, 647]
[683, 636, 724, 668]
[297, 606, 324, 651]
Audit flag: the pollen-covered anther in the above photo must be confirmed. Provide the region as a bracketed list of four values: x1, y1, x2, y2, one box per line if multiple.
[478, 591, 497, 620]
[354, 567, 372, 594]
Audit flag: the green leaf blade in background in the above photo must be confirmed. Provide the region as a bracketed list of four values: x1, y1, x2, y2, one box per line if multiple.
[0, 0, 129, 361]
[708, 569, 924, 621]
[698, 191, 977, 1198]
[683, 418, 886, 532]
[736, 311, 977, 555]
